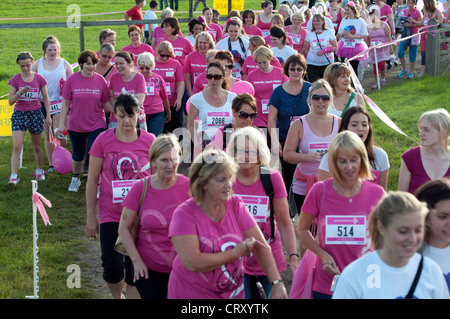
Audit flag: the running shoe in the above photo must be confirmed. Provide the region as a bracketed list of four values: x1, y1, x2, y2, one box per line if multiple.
[397, 69, 408, 77]
[8, 175, 20, 185]
[36, 169, 45, 181]
[68, 177, 81, 192]
[417, 72, 423, 78]
[48, 167, 56, 174]
[407, 72, 414, 79]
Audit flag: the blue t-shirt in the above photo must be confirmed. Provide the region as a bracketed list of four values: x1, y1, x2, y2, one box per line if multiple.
[269, 80, 311, 139]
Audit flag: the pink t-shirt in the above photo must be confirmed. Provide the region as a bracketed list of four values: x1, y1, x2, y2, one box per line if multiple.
[142, 72, 168, 114]
[8, 73, 47, 111]
[121, 43, 155, 64]
[89, 128, 156, 224]
[108, 72, 146, 123]
[168, 196, 257, 299]
[243, 25, 263, 37]
[246, 67, 288, 127]
[183, 51, 208, 86]
[241, 55, 282, 77]
[379, 4, 394, 33]
[122, 174, 191, 273]
[232, 168, 287, 276]
[207, 23, 224, 42]
[156, 36, 194, 68]
[284, 26, 307, 53]
[192, 71, 208, 94]
[62, 72, 109, 132]
[301, 179, 385, 295]
[153, 58, 184, 105]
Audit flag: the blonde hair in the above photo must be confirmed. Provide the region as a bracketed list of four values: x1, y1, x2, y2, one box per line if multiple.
[226, 126, 271, 167]
[149, 133, 182, 164]
[189, 149, 238, 204]
[137, 51, 155, 68]
[156, 40, 175, 57]
[419, 108, 450, 152]
[307, 79, 334, 111]
[369, 191, 428, 250]
[252, 45, 273, 62]
[324, 62, 355, 94]
[248, 35, 267, 48]
[194, 31, 215, 52]
[327, 131, 372, 185]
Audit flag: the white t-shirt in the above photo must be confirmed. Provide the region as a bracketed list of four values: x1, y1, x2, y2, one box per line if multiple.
[338, 17, 368, 44]
[143, 10, 158, 33]
[332, 252, 450, 299]
[422, 244, 450, 292]
[305, 29, 336, 66]
[270, 46, 298, 65]
[190, 91, 237, 140]
[215, 37, 251, 79]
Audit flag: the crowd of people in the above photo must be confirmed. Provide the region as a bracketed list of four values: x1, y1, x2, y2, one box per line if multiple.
[6, 0, 450, 299]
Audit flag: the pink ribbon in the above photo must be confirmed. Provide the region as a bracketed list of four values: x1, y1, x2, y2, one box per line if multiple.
[32, 192, 52, 226]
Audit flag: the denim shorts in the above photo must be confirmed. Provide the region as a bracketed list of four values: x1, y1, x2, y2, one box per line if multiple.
[11, 109, 44, 134]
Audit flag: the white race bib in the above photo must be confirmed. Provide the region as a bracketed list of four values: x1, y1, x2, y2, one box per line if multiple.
[49, 100, 62, 115]
[146, 82, 154, 95]
[207, 111, 231, 127]
[235, 194, 270, 222]
[112, 180, 139, 203]
[325, 215, 367, 245]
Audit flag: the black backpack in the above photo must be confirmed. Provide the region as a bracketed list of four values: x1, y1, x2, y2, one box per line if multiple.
[260, 166, 276, 241]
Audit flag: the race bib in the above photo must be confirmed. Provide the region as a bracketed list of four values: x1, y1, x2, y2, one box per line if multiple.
[262, 99, 270, 114]
[49, 100, 62, 115]
[165, 82, 171, 95]
[232, 68, 242, 80]
[20, 87, 39, 100]
[207, 111, 231, 127]
[146, 82, 155, 95]
[343, 39, 356, 48]
[235, 194, 270, 222]
[112, 180, 139, 203]
[370, 39, 383, 47]
[291, 35, 301, 45]
[325, 215, 367, 245]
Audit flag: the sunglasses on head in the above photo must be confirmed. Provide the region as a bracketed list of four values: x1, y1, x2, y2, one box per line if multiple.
[311, 94, 330, 101]
[238, 111, 258, 120]
[206, 73, 224, 80]
[159, 54, 171, 58]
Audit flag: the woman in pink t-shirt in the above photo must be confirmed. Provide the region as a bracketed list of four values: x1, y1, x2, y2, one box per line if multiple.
[227, 127, 298, 299]
[291, 131, 385, 299]
[108, 51, 147, 130]
[119, 133, 190, 299]
[86, 92, 156, 299]
[168, 148, 288, 299]
[153, 41, 185, 133]
[284, 10, 308, 55]
[284, 79, 340, 217]
[8, 51, 51, 185]
[58, 50, 111, 192]
[242, 36, 282, 79]
[246, 46, 288, 128]
[242, 9, 263, 37]
[157, 17, 194, 69]
[184, 31, 215, 97]
[121, 24, 155, 65]
[137, 52, 170, 136]
[203, 7, 224, 42]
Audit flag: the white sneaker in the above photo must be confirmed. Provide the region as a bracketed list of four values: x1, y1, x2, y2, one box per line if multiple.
[8, 174, 20, 185]
[36, 169, 45, 181]
[68, 177, 81, 192]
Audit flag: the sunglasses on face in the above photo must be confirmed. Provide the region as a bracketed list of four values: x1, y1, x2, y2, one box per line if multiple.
[225, 64, 234, 70]
[238, 111, 258, 120]
[206, 73, 224, 80]
[299, 1, 307, 4]
[289, 67, 304, 73]
[101, 54, 114, 59]
[159, 54, 171, 58]
[311, 94, 330, 101]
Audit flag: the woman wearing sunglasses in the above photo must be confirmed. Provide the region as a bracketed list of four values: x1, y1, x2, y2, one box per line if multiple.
[267, 53, 311, 197]
[214, 50, 239, 88]
[246, 45, 288, 129]
[153, 41, 185, 133]
[284, 79, 340, 217]
[324, 62, 366, 118]
[95, 43, 117, 87]
[188, 61, 237, 154]
[208, 93, 264, 151]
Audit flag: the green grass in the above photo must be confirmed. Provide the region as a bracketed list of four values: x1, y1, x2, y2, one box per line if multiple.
[0, 0, 449, 299]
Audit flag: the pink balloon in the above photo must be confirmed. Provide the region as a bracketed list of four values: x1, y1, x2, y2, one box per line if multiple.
[229, 81, 255, 95]
[52, 146, 72, 174]
[186, 97, 191, 114]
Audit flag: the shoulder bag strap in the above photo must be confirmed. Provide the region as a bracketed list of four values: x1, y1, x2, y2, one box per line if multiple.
[405, 255, 424, 299]
[342, 92, 356, 114]
[315, 31, 332, 65]
[133, 176, 149, 231]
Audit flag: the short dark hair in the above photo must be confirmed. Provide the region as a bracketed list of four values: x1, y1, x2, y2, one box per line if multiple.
[114, 92, 140, 115]
[269, 26, 287, 45]
[162, 17, 180, 35]
[283, 53, 307, 75]
[150, 0, 158, 8]
[78, 50, 98, 68]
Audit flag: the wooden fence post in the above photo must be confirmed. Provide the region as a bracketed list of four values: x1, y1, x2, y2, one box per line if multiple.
[425, 18, 440, 77]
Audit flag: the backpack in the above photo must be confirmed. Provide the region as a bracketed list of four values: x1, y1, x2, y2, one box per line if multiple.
[260, 166, 276, 241]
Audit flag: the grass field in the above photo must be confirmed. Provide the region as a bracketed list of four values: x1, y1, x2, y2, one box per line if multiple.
[0, 0, 449, 299]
